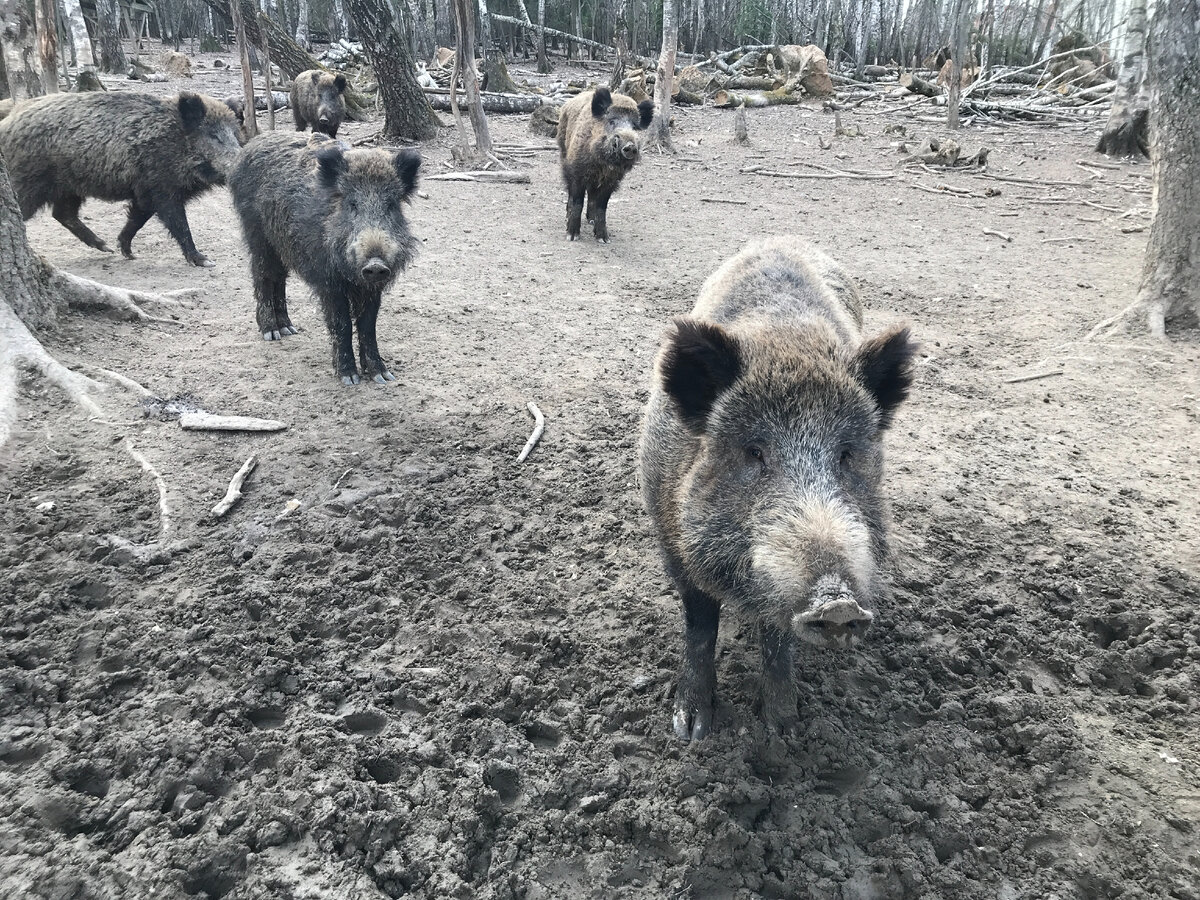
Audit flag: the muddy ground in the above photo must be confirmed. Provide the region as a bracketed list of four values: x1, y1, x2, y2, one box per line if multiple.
[2, 43, 1199, 900]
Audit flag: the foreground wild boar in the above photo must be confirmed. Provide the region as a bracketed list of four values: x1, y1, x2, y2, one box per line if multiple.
[228, 132, 420, 385]
[292, 70, 348, 137]
[639, 237, 916, 740]
[0, 91, 241, 267]
[556, 86, 654, 242]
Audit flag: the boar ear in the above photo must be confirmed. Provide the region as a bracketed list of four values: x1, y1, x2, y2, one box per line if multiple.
[660, 319, 743, 431]
[636, 100, 655, 130]
[334, 74, 348, 93]
[393, 150, 421, 196]
[316, 146, 348, 189]
[223, 97, 244, 123]
[178, 92, 206, 132]
[857, 325, 916, 429]
[591, 86, 613, 118]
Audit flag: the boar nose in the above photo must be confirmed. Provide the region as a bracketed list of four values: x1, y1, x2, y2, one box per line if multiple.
[361, 258, 391, 283]
[621, 142, 637, 159]
[793, 598, 874, 647]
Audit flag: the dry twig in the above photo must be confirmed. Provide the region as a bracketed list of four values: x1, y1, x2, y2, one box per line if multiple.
[179, 413, 288, 432]
[983, 228, 1013, 242]
[125, 441, 170, 539]
[516, 402, 545, 463]
[1003, 370, 1064, 384]
[212, 454, 258, 517]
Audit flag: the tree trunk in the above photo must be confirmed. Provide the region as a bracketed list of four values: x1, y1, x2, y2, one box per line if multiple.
[345, 0, 440, 140]
[1, 0, 45, 99]
[295, 0, 310, 49]
[1132, 0, 1200, 335]
[32, 0, 57, 93]
[946, 0, 968, 128]
[650, 0, 677, 149]
[1096, 0, 1148, 157]
[424, 88, 541, 112]
[450, 0, 491, 155]
[535, 0, 549, 72]
[94, 0, 126, 74]
[62, 0, 95, 68]
[0, 141, 55, 331]
[231, 0, 258, 139]
[332, 0, 348, 40]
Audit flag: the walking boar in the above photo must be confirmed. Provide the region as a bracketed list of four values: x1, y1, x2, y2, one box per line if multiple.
[228, 132, 420, 385]
[292, 70, 348, 137]
[639, 237, 917, 740]
[556, 86, 654, 242]
[0, 91, 241, 267]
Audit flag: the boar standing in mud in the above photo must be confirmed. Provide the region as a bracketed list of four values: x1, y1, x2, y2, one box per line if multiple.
[0, 91, 242, 267]
[639, 237, 917, 740]
[292, 70, 348, 137]
[228, 132, 420, 385]
[556, 86, 654, 242]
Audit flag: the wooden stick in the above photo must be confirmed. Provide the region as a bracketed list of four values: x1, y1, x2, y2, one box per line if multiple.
[1003, 370, 1064, 384]
[1076, 157, 1121, 171]
[742, 167, 895, 181]
[212, 453, 258, 517]
[179, 413, 288, 432]
[700, 197, 749, 205]
[426, 171, 531, 183]
[125, 441, 170, 538]
[516, 401, 544, 463]
[975, 172, 1087, 188]
[982, 228, 1012, 242]
[80, 365, 154, 397]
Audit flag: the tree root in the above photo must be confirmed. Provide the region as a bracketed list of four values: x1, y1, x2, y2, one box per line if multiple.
[48, 268, 199, 324]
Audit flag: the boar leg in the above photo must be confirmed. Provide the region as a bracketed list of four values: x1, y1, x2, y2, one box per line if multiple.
[252, 248, 295, 341]
[591, 189, 613, 243]
[565, 176, 585, 240]
[155, 200, 212, 268]
[292, 105, 307, 131]
[674, 576, 720, 741]
[759, 625, 800, 734]
[323, 294, 361, 385]
[52, 196, 110, 253]
[585, 193, 596, 224]
[117, 202, 155, 259]
[355, 297, 395, 383]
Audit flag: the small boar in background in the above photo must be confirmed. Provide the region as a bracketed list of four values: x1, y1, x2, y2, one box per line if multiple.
[0, 91, 242, 267]
[291, 70, 348, 137]
[229, 132, 420, 385]
[639, 237, 917, 740]
[556, 86, 654, 242]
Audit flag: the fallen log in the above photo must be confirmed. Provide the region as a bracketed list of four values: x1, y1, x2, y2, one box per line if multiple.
[490, 14, 613, 55]
[423, 89, 545, 113]
[900, 72, 939, 97]
[720, 75, 779, 91]
[712, 88, 803, 108]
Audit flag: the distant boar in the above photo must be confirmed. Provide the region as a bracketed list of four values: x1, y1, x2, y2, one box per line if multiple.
[292, 70, 348, 137]
[228, 132, 420, 385]
[0, 91, 241, 266]
[639, 237, 916, 740]
[556, 86, 654, 242]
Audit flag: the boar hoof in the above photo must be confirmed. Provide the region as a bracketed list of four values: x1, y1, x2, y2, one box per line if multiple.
[187, 253, 214, 268]
[281, 325, 299, 336]
[672, 700, 713, 742]
[262, 330, 283, 341]
[340, 373, 362, 386]
[372, 371, 396, 384]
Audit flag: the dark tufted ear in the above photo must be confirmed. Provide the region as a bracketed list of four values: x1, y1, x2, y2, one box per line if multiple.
[591, 86, 613, 118]
[333, 73, 348, 93]
[223, 97, 244, 124]
[660, 318, 743, 432]
[393, 150, 421, 197]
[857, 325, 916, 429]
[310, 71, 321, 85]
[316, 146, 348, 189]
[636, 99, 655, 130]
[178, 92, 206, 132]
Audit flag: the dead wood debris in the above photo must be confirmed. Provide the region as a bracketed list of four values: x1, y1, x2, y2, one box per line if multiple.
[212, 454, 258, 518]
[516, 402, 545, 463]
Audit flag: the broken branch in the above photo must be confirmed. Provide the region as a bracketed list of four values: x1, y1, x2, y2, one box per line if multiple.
[516, 401, 545, 463]
[212, 453, 258, 517]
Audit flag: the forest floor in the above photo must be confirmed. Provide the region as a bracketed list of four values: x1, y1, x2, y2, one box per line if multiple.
[2, 43, 1199, 900]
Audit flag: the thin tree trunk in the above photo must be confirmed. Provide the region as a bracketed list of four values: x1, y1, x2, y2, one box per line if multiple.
[1, 0, 45, 99]
[32, 0, 58, 93]
[1096, 0, 1148, 156]
[536, 0, 549, 72]
[346, 0, 440, 140]
[295, 0, 310, 49]
[1132, 0, 1200, 335]
[650, 0, 677, 149]
[94, 0, 126, 73]
[231, 0, 258, 138]
[450, 0, 491, 155]
[946, 0, 968, 128]
[332, 0, 348, 39]
[61, 0, 94, 69]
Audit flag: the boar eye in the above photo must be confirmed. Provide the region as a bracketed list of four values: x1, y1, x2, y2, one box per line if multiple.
[745, 444, 767, 474]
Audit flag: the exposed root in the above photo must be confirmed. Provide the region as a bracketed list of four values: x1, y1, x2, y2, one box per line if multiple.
[1, 299, 105, 446]
[79, 364, 155, 398]
[48, 268, 199, 324]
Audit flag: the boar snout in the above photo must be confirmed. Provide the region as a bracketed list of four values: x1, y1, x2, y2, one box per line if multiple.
[361, 257, 391, 284]
[792, 576, 874, 648]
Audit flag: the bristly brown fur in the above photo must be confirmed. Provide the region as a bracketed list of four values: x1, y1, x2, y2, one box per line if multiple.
[292, 70, 348, 138]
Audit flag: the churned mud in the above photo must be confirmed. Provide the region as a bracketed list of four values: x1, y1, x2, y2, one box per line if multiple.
[2, 46, 1198, 900]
